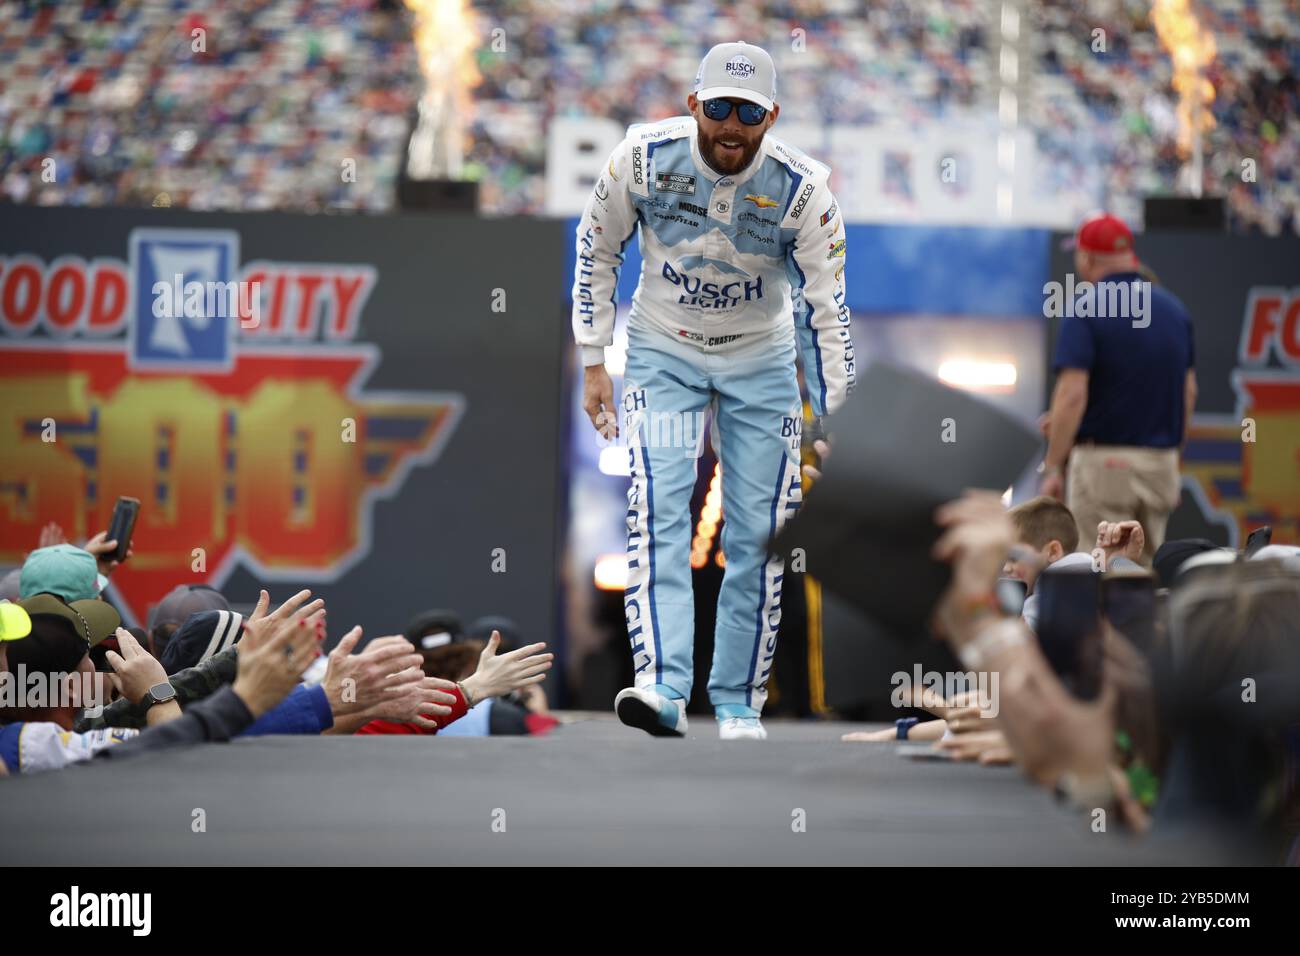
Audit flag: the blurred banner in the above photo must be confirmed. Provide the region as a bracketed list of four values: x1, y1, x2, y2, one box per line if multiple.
[1048, 232, 1300, 547]
[0, 206, 570, 652]
[548, 117, 1092, 229]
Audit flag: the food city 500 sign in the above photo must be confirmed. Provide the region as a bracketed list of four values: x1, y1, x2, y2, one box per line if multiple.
[0, 227, 463, 625]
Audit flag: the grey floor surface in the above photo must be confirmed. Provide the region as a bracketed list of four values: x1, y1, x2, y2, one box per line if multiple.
[0, 713, 1210, 865]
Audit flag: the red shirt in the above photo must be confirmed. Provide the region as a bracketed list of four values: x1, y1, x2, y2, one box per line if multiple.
[355, 686, 470, 735]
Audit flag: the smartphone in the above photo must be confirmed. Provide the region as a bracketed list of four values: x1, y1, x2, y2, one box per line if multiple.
[1102, 571, 1157, 656]
[106, 496, 140, 563]
[1034, 567, 1103, 700]
[1244, 526, 1272, 558]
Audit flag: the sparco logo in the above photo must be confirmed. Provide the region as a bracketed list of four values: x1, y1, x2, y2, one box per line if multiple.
[631, 145, 644, 186]
[50, 886, 152, 936]
[790, 183, 815, 220]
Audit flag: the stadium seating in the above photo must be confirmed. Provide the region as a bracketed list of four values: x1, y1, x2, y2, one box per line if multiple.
[0, 0, 419, 212]
[1, 0, 1295, 233]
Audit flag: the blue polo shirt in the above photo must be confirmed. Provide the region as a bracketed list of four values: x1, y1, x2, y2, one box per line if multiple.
[1053, 271, 1195, 448]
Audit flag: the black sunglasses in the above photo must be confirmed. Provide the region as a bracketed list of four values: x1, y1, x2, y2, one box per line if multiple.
[702, 98, 768, 125]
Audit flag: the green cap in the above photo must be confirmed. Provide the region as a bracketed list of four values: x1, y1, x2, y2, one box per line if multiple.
[19, 544, 108, 603]
[19, 593, 121, 647]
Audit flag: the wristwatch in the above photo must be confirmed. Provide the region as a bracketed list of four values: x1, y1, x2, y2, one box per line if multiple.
[140, 681, 177, 709]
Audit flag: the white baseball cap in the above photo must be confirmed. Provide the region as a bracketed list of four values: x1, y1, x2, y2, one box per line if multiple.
[693, 41, 777, 112]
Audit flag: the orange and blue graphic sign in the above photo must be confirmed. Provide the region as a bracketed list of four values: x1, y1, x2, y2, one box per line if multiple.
[1182, 286, 1300, 545]
[0, 228, 463, 625]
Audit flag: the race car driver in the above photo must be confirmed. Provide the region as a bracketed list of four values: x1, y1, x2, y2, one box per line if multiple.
[572, 41, 855, 740]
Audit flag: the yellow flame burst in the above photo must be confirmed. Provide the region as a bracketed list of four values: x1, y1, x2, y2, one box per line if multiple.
[1151, 0, 1217, 157]
[404, 0, 481, 122]
[404, 0, 481, 86]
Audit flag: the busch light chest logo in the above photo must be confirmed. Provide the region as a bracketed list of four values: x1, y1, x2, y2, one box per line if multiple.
[662, 256, 764, 310]
[726, 55, 756, 79]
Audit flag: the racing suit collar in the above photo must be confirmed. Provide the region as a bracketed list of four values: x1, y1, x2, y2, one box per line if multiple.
[689, 119, 765, 187]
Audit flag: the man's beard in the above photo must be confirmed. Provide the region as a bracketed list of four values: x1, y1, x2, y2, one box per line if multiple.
[698, 128, 762, 176]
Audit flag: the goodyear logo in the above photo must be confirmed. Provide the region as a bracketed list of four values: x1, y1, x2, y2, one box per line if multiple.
[0, 228, 463, 625]
[1182, 286, 1300, 544]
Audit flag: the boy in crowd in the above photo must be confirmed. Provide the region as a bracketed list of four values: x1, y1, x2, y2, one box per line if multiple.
[1003, 496, 1143, 631]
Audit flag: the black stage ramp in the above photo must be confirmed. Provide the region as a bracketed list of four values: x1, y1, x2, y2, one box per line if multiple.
[0, 714, 1201, 865]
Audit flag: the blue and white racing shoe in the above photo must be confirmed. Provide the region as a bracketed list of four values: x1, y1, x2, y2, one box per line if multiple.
[716, 703, 767, 740]
[615, 685, 688, 738]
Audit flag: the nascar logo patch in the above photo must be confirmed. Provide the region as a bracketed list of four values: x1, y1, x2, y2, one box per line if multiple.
[655, 172, 696, 194]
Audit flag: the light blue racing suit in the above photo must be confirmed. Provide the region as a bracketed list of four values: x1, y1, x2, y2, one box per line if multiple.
[572, 115, 855, 712]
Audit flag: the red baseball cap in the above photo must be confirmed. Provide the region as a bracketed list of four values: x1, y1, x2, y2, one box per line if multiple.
[1073, 213, 1135, 254]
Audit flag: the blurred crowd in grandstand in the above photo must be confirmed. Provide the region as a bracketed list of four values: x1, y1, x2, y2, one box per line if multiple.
[0, 0, 419, 212]
[0, 0, 1296, 229]
[1027, 0, 1299, 235]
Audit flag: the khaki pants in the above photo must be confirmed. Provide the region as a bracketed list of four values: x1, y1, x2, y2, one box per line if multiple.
[1067, 444, 1181, 566]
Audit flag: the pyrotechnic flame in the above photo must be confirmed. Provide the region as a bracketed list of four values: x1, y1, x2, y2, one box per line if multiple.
[1151, 0, 1217, 157]
[403, 0, 481, 178]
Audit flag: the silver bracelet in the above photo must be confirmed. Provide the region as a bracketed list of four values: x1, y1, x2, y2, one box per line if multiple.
[957, 617, 1029, 671]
